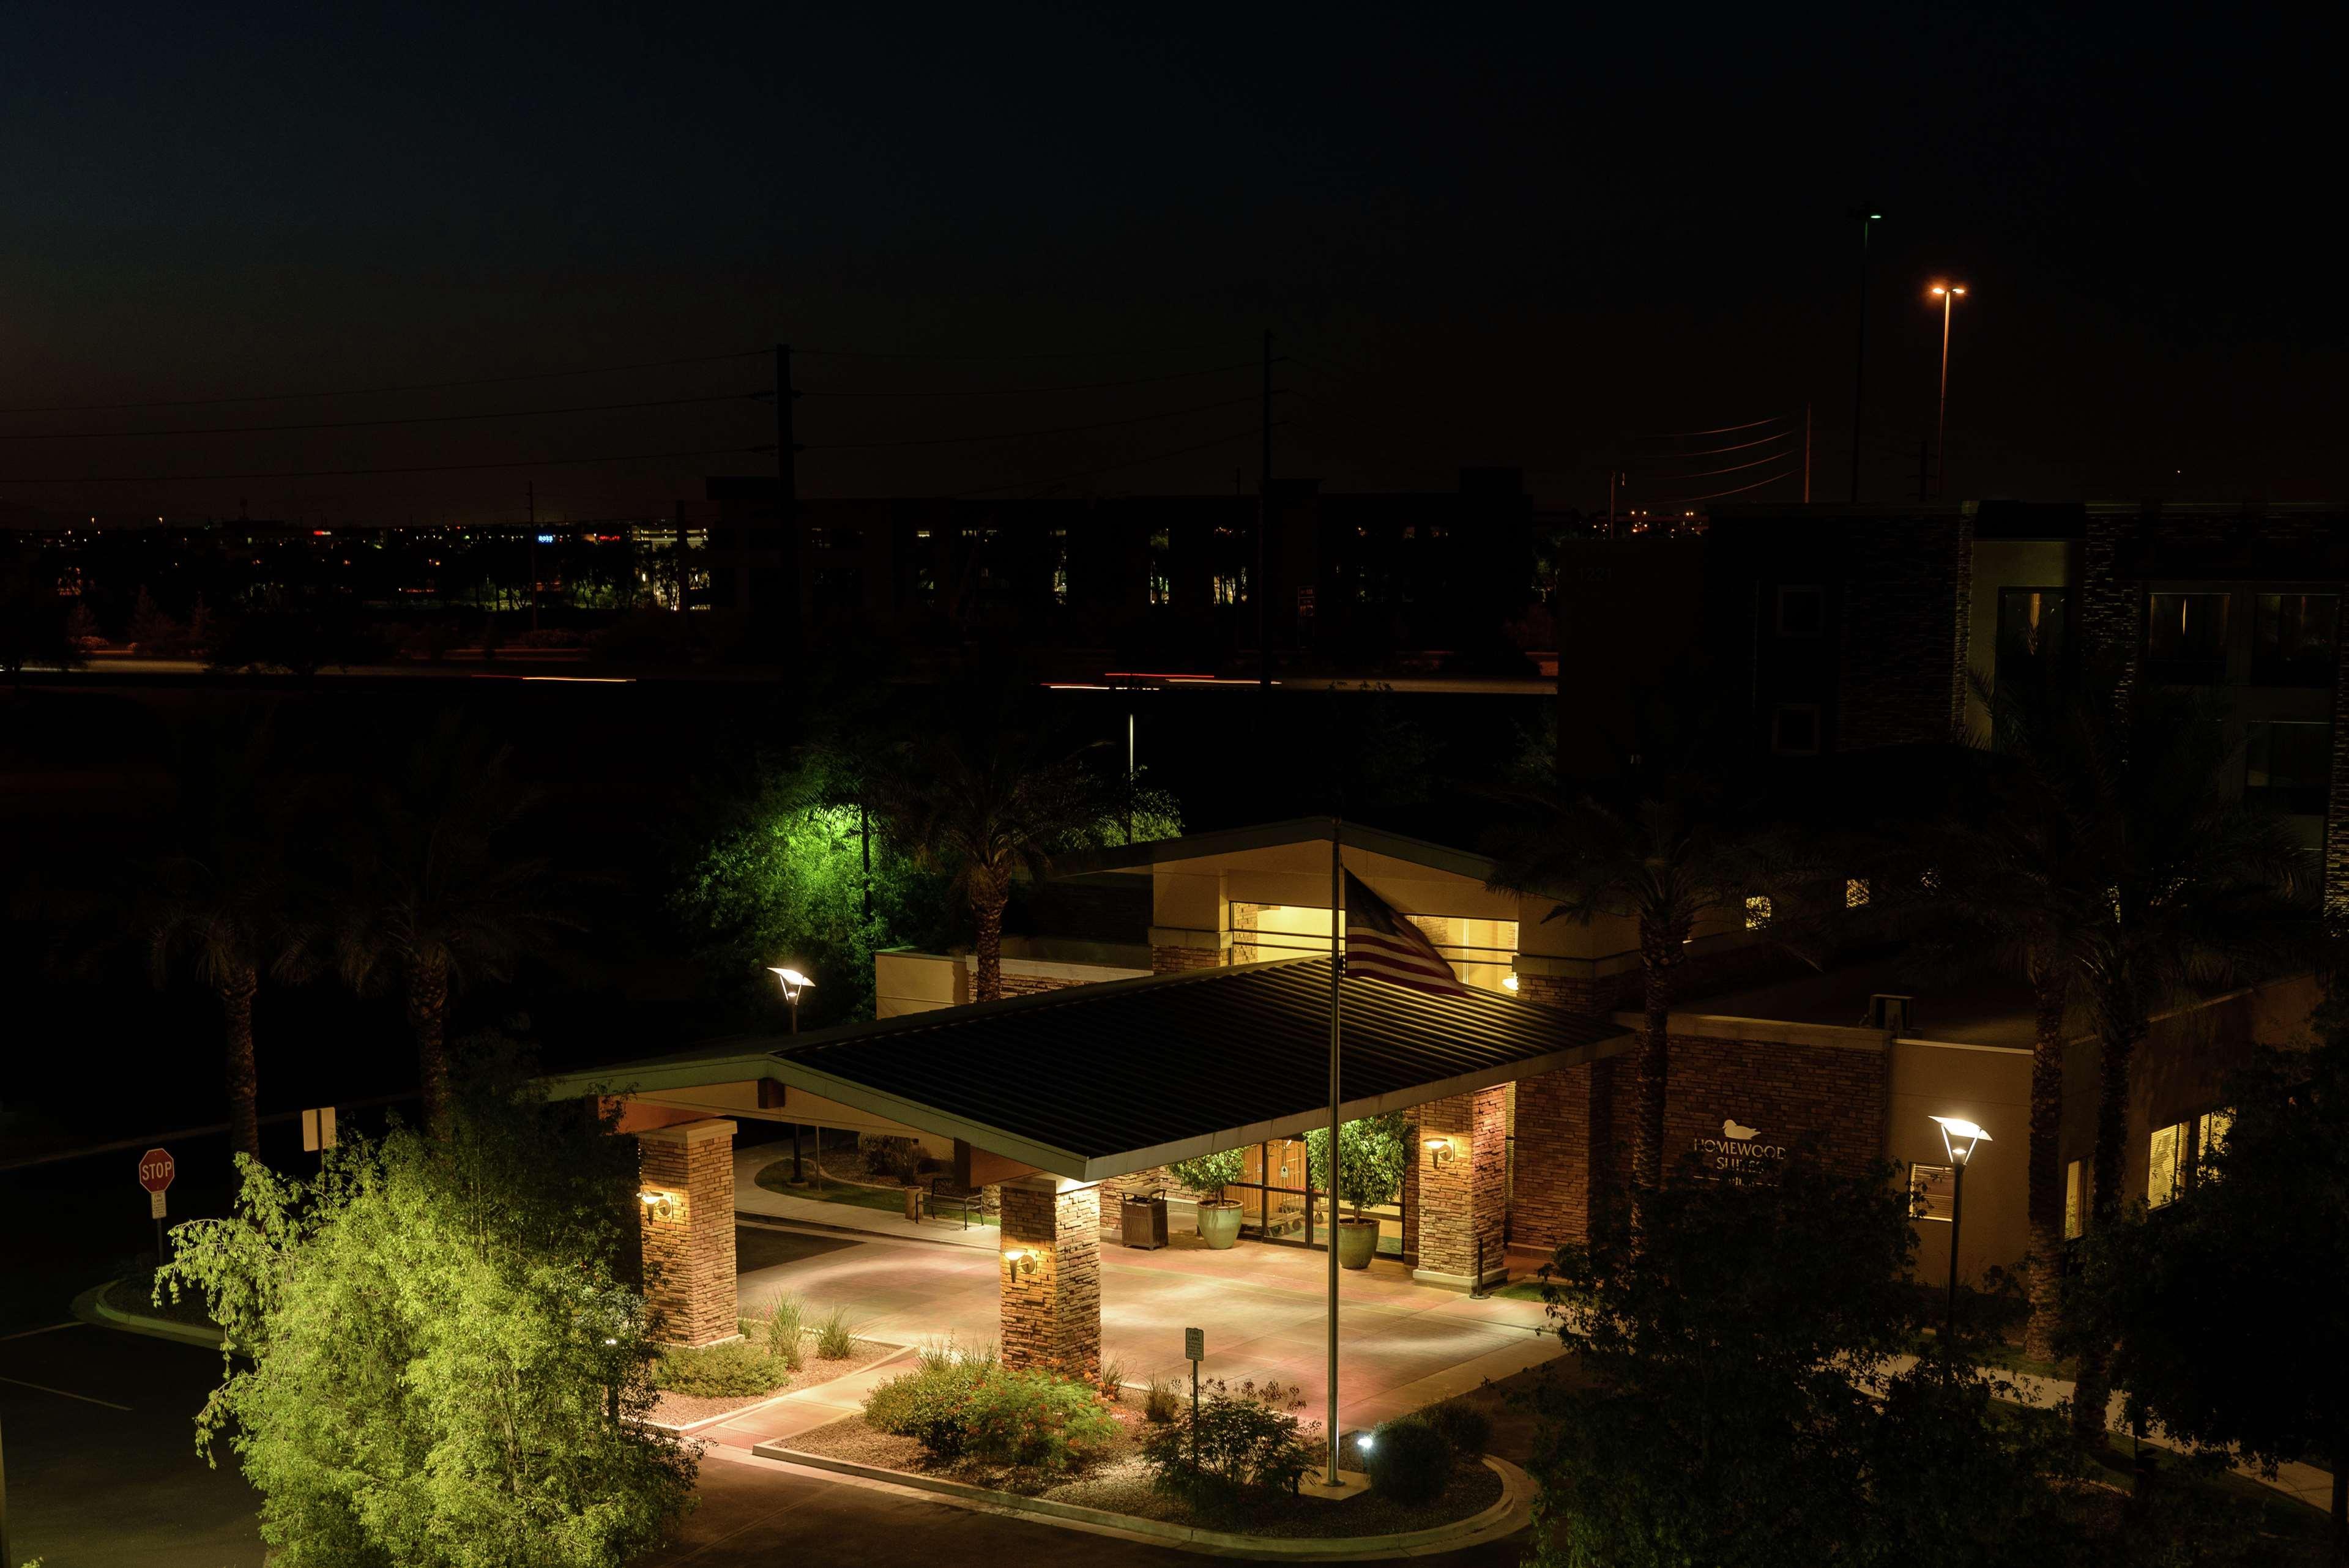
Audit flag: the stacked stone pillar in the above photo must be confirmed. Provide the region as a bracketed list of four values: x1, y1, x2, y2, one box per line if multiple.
[636, 1117, 740, 1347]
[1408, 1087, 1508, 1289]
[998, 1176, 1102, 1378]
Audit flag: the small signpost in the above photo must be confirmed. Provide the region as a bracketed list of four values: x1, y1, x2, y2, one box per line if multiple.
[302, 1106, 338, 1155]
[1185, 1326, 1205, 1474]
[138, 1147, 175, 1265]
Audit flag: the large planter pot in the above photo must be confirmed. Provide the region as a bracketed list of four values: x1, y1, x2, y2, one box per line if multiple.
[1335, 1217, 1381, 1270]
[1196, 1200, 1243, 1249]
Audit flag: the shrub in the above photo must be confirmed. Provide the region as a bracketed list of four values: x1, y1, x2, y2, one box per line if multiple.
[860, 1134, 926, 1183]
[814, 1304, 857, 1359]
[963, 1367, 1117, 1471]
[866, 1360, 992, 1457]
[761, 1297, 805, 1370]
[1417, 1399, 1492, 1458]
[1362, 1416, 1452, 1504]
[1144, 1377, 1181, 1424]
[655, 1341, 788, 1398]
[917, 1334, 962, 1373]
[1141, 1378, 1318, 1506]
[1100, 1358, 1126, 1400]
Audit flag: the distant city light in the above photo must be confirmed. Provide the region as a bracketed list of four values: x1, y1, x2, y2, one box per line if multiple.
[537, 533, 556, 544]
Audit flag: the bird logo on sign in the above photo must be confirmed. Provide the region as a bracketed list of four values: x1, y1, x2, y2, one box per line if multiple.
[1722, 1119, 1760, 1141]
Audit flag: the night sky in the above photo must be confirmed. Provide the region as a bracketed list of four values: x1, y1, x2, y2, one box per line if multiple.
[2, 4, 2341, 524]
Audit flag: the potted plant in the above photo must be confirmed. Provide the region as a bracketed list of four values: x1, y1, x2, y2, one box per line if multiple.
[1166, 1147, 1247, 1249]
[1306, 1114, 1409, 1269]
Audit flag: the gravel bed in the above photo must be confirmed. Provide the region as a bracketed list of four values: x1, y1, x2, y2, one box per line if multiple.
[647, 1339, 897, 1428]
[786, 1406, 1504, 1539]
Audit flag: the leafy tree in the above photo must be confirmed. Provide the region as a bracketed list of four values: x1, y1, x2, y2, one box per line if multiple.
[2085, 1041, 2349, 1555]
[1304, 1114, 1410, 1219]
[156, 1034, 696, 1568]
[1166, 1145, 1246, 1199]
[1529, 1152, 2084, 1568]
[332, 717, 581, 1127]
[672, 754, 953, 1025]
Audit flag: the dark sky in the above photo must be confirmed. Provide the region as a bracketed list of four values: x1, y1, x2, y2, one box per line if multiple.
[2, 3, 2341, 524]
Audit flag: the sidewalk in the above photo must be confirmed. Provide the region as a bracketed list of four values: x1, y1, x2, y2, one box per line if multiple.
[734, 1140, 994, 1250]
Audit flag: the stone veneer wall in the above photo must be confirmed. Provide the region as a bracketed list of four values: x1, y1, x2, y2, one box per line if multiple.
[1662, 1032, 1889, 1178]
[1150, 943, 1226, 974]
[1512, 1060, 1616, 1250]
[1408, 1087, 1508, 1285]
[998, 1180, 1102, 1377]
[637, 1118, 740, 1347]
[1836, 515, 1975, 750]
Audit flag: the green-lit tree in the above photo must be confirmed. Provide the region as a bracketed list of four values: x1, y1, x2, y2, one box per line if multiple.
[331, 717, 579, 1127]
[1303, 1114, 1410, 1221]
[157, 1034, 696, 1568]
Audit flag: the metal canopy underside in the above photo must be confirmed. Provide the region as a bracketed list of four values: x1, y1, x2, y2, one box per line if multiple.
[552, 957, 1631, 1183]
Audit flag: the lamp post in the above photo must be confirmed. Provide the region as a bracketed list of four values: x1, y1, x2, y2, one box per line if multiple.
[1929, 1115, 1991, 1368]
[770, 967, 814, 1181]
[1927, 282, 1967, 497]
[1846, 207, 1882, 502]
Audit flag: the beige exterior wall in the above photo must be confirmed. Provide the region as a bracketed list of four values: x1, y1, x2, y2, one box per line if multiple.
[1889, 1038, 2033, 1289]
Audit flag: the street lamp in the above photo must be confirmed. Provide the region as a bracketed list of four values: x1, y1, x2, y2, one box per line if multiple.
[769, 967, 814, 1182]
[1929, 1115, 1992, 1366]
[1927, 283, 1968, 498]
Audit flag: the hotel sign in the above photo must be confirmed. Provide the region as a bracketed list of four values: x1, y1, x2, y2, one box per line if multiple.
[1691, 1118, 1788, 1180]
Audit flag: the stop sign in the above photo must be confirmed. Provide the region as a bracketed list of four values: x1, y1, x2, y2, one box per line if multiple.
[138, 1148, 176, 1194]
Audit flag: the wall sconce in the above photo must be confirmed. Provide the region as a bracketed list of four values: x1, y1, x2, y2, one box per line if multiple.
[1502, 974, 1520, 992]
[1002, 1246, 1040, 1278]
[1424, 1137, 1454, 1170]
[638, 1187, 685, 1225]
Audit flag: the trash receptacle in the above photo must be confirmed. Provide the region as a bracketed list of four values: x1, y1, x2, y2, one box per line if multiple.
[1122, 1192, 1168, 1249]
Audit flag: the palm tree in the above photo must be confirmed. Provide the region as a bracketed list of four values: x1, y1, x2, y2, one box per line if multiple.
[1936, 658, 2314, 1435]
[1486, 705, 1805, 1192]
[332, 718, 578, 1126]
[873, 705, 1100, 1005]
[120, 724, 316, 1162]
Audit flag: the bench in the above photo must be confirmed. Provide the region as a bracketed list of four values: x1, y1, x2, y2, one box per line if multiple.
[925, 1178, 983, 1230]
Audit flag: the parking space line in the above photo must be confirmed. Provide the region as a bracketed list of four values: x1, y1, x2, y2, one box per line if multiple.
[0, 1321, 86, 1342]
[0, 1373, 133, 1411]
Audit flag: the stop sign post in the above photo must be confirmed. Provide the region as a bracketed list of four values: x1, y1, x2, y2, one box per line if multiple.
[139, 1148, 175, 1265]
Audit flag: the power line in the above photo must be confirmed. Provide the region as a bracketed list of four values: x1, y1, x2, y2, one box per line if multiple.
[1655, 467, 1801, 504]
[1631, 427, 1795, 460]
[944, 423, 1286, 498]
[799, 360, 1276, 398]
[0, 349, 765, 417]
[0, 443, 774, 485]
[0, 390, 765, 442]
[802, 392, 1284, 451]
[793, 343, 1223, 361]
[1641, 447, 1796, 482]
[1628, 414, 1790, 440]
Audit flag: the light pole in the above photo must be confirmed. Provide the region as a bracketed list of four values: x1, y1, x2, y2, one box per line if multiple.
[1927, 282, 1968, 497]
[770, 967, 814, 1181]
[1847, 207, 1882, 502]
[1930, 1115, 1992, 1369]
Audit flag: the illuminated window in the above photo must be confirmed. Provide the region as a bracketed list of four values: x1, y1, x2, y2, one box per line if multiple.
[1051, 527, 1068, 607]
[2147, 1121, 2187, 1208]
[2064, 1160, 2083, 1239]
[1845, 878, 1871, 909]
[1743, 895, 1773, 930]
[1148, 528, 1172, 606]
[2145, 592, 2230, 684]
[2197, 1109, 2232, 1164]
[2252, 593, 2336, 687]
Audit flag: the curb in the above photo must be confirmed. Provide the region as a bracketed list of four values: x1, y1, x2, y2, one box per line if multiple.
[645, 1341, 918, 1436]
[72, 1281, 228, 1351]
[745, 1442, 1533, 1561]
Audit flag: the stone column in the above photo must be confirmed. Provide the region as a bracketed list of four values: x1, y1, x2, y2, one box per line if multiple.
[1409, 1087, 1508, 1289]
[637, 1117, 739, 1347]
[998, 1176, 1102, 1378]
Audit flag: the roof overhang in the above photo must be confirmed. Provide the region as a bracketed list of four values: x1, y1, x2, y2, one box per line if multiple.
[1047, 817, 1503, 886]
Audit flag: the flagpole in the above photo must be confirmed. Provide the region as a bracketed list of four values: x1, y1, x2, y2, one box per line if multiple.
[1326, 814, 1343, 1486]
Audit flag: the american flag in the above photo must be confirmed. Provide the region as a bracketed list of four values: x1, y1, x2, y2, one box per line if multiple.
[1342, 871, 1470, 997]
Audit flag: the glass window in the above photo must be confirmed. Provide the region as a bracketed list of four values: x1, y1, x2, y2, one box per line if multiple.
[1776, 584, 1825, 637]
[1772, 704, 1820, 756]
[1996, 587, 2066, 674]
[2064, 1160, 2083, 1239]
[2148, 1121, 2186, 1208]
[2145, 592, 2230, 684]
[1909, 1163, 1954, 1222]
[2252, 593, 2336, 686]
[2245, 720, 2331, 815]
[1743, 895, 1774, 930]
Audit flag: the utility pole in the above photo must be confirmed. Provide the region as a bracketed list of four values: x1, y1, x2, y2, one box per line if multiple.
[674, 499, 688, 612]
[774, 344, 802, 653]
[527, 481, 538, 633]
[1803, 403, 1812, 502]
[1847, 207, 1882, 502]
[1258, 327, 1273, 689]
[1917, 434, 1929, 503]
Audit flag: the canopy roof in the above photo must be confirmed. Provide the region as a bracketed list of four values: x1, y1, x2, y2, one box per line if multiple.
[548, 956, 1630, 1182]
